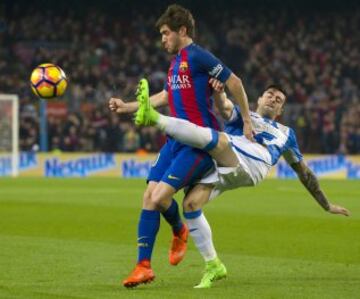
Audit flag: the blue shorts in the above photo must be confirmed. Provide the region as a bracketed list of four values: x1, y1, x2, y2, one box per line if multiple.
[147, 138, 214, 190]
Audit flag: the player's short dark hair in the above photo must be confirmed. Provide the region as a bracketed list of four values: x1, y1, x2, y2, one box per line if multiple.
[264, 84, 287, 100]
[156, 4, 195, 38]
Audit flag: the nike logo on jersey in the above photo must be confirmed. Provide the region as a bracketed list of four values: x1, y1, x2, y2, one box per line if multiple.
[137, 236, 148, 241]
[168, 174, 180, 180]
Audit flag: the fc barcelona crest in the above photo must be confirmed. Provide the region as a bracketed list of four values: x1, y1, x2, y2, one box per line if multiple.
[179, 61, 188, 72]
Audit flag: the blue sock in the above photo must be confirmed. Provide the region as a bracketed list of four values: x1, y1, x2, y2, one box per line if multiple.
[137, 209, 160, 263]
[161, 199, 183, 235]
[183, 209, 202, 220]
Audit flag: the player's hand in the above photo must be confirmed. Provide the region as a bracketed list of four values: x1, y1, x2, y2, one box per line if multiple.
[328, 204, 350, 216]
[243, 120, 255, 142]
[209, 78, 225, 93]
[109, 97, 132, 114]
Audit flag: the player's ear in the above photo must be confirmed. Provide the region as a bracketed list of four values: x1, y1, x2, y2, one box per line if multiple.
[178, 26, 187, 37]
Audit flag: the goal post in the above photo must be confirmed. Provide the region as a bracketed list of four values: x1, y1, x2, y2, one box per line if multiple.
[0, 94, 19, 177]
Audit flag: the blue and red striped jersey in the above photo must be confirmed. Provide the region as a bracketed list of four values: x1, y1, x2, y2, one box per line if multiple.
[164, 43, 231, 130]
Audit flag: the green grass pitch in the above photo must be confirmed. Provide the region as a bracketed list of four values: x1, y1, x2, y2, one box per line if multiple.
[0, 178, 359, 299]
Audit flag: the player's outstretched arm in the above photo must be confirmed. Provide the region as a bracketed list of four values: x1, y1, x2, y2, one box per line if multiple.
[212, 91, 234, 121]
[224, 74, 254, 141]
[290, 161, 350, 216]
[109, 90, 168, 114]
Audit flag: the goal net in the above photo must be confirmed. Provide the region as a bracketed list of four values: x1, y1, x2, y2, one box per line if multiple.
[0, 94, 19, 177]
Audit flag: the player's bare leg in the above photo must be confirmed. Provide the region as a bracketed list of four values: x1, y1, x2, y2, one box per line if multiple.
[208, 133, 239, 167]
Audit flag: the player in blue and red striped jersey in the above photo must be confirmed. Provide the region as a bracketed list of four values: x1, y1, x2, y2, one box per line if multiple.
[109, 4, 253, 288]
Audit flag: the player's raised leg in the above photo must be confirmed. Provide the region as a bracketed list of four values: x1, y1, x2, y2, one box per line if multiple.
[135, 78, 217, 150]
[135, 78, 238, 167]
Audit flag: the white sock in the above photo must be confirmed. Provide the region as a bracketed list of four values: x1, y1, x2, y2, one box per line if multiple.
[184, 211, 217, 262]
[157, 115, 218, 150]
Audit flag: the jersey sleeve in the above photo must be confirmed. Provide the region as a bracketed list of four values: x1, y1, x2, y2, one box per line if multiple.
[282, 128, 303, 165]
[194, 48, 232, 83]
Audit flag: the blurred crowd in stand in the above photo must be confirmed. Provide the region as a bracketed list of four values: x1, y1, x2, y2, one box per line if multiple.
[1, 2, 359, 153]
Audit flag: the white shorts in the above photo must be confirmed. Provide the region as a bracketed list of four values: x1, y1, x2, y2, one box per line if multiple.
[199, 134, 272, 200]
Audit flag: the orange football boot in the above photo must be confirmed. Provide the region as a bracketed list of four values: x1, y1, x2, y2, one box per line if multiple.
[169, 224, 189, 265]
[122, 260, 155, 288]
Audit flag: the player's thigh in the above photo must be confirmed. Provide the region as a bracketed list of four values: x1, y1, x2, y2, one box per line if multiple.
[209, 133, 239, 167]
[143, 142, 172, 209]
[147, 141, 173, 183]
[161, 146, 213, 191]
[183, 183, 214, 212]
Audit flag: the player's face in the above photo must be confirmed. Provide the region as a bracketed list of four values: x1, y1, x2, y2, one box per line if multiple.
[257, 88, 286, 119]
[159, 24, 181, 54]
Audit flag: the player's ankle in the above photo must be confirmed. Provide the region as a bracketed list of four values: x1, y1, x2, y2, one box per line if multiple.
[206, 256, 220, 265]
[138, 259, 151, 268]
[172, 222, 184, 236]
[151, 108, 160, 123]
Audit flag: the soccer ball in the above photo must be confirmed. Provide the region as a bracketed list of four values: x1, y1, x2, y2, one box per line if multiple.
[30, 63, 68, 99]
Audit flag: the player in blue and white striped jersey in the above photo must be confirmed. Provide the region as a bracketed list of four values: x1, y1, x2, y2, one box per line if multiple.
[135, 79, 350, 288]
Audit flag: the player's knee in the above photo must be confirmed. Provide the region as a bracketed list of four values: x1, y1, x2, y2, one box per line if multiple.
[149, 189, 170, 210]
[143, 189, 152, 204]
[183, 197, 200, 212]
[209, 133, 228, 155]
[217, 133, 229, 151]
[182, 200, 194, 212]
[142, 183, 157, 208]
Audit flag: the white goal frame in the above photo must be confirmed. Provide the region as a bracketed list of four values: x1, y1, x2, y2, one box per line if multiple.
[0, 94, 19, 177]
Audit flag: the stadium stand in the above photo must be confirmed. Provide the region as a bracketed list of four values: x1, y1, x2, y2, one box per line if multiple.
[1, 1, 359, 153]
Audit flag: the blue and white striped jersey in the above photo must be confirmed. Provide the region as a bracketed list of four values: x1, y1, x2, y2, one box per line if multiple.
[224, 106, 303, 166]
